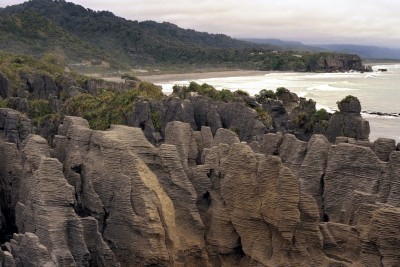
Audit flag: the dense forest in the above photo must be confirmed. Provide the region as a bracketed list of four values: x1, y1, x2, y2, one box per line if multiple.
[0, 0, 370, 72]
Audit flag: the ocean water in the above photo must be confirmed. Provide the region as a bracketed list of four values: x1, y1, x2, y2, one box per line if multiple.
[157, 64, 400, 142]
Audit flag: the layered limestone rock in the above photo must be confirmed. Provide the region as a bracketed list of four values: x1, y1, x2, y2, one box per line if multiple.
[323, 143, 383, 223]
[0, 108, 31, 147]
[19, 73, 60, 100]
[0, 136, 22, 243]
[373, 137, 396, 162]
[53, 117, 209, 266]
[326, 97, 370, 142]
[165, 121, 198, 170]
[261, 132, 284, 155]
[278, 133, 308, 175]
[8, 134, 118, 266]
[362, 206, 400, 266]
[378, 151, 400, 206]
[298, 134, 330, 218]
[1, 116, 400, 266]
[129, 96, 267, 144]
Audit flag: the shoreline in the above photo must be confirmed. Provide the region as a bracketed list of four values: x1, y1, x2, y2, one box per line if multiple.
[136, 70, 273, 83]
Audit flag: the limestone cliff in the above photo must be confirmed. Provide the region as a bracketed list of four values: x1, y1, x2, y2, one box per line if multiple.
[1, 117, 400, 266]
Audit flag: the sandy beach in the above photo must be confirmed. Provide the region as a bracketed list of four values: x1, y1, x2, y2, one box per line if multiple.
[136, 70, 272, 83]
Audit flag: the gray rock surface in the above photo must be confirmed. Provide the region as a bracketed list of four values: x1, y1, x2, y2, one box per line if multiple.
[1, 116, 400, 266]
[0, 72, 9, 99]
[212, 128, 240, 146]
[19, 73, 60, 100]
[279, 133, 308, 175]
[0, 137, 22, 242]
[326, 97, 370, 142]
[261, 132, 283, 155]
[298, 134, 330, 218]
[373, 137, 396, 162]
[323, 143, 383, 223]
[0, 109, 31, 146]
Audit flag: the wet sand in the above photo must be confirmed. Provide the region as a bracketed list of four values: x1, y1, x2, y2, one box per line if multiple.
[137, 70, 271, 83]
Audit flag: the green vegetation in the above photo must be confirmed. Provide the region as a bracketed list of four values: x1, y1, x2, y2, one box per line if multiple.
[121, 74, 140, 82]
[138, 82, 164, 100]
[294, 112, 308, 128]
[0, 10, 119, 68]
[0, 0, 366, 72]
[0, 99, 11, 108]
[65, 83, 164, 130]
[308, 108, 330, 130]
[233, 90, 249, 96]
[0, 51, 92, 94]
[255, 107, 272, 128]
[29, 99, 52, 124]
[150, 108, 161, 132]
[0, 51, 63, 90]
[255, 89, 276, 102]
[340, 95, 358, 104]
[65, 89, 139, 130]
[276, 87, 290, 97]
[173, 82, 237, 102]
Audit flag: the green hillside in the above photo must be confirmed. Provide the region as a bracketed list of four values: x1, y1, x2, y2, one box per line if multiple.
[2, 0, 269, 67]
[0, 10, 123, 69]
[0, 0, 370, 72]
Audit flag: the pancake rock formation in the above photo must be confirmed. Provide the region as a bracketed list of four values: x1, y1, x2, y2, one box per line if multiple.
[1, 114, 400, 266]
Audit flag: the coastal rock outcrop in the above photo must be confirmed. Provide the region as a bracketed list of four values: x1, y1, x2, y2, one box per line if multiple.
[129, 96, 267, 144]
[0, 108, 31, 147]
[1, 115, 400, 266]
[326, 96, 370, 142]
[53, 117, 209, 266]
[19, 73, 60, 100]
[308, 54, 368, 72]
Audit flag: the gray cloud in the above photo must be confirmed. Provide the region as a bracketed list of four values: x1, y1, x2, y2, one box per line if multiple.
[1, 0, 400, 48]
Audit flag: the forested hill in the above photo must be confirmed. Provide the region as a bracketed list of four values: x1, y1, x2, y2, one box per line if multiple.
[0, 0, 370, 72]
[0, 10, 121, 67]
[1, 0, 270, 66]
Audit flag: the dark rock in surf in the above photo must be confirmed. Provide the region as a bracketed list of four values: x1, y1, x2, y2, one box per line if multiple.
[326, 96, 370, 142]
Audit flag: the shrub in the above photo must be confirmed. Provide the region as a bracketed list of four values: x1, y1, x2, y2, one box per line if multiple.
[150, 109, 161, 132]
[255, 107, 272, 128]
[0, 99, 11, 108]
[312, 108, 329, 122]
[29, 99, 52, 119]
[255, 89, 276, 102]
[307, 108, 330, 130]
[276, 87, 290, 97]
[121, 74, 140, 82]
[340, 95, 357, 104]
[234, 89, 249, 96]
[294, 112, 308, 127]
[65, 89, 140, 130]
[138, 82, 164, 100]
[216, 89, 235, 102]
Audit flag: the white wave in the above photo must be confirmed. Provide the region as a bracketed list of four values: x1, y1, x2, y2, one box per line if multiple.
[364, 72, 381, 78]
[297, 91, 308, 98]
[372, 64, 400, 70]
[361, 113, 400, 120]
[306, 84, 354, 92]
[316, 104, 336, 113]
[303, 72, 361, 79]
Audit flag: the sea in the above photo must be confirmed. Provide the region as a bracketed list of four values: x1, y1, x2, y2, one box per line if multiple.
[157, 64, 400, 143]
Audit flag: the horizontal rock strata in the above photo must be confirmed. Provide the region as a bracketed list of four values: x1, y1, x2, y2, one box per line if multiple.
[1, 118, 399, 266]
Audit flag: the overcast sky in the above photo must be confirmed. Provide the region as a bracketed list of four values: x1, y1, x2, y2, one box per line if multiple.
[1, 0, 400, 48]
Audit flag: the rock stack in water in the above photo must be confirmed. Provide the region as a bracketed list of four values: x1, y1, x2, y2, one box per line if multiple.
[326, 96, 370, 142]
[1, 114, 400, 266]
